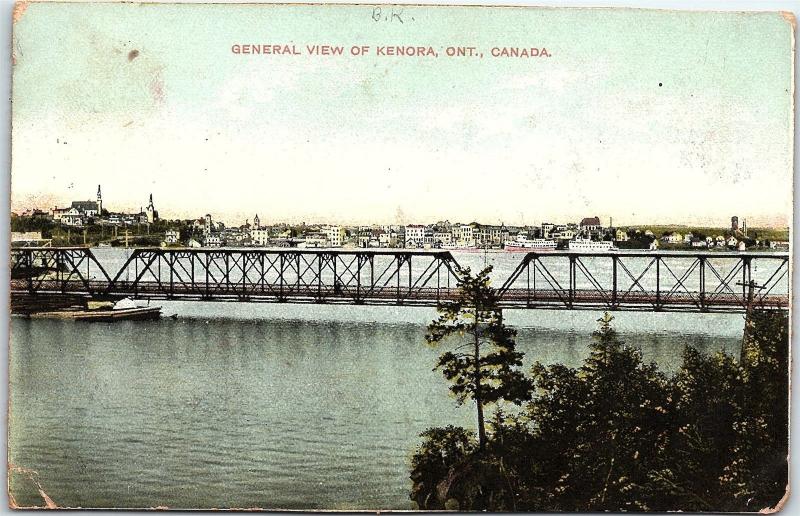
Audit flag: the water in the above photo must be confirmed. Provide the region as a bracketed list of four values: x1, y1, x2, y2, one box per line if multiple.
[9, 302, 743, 509]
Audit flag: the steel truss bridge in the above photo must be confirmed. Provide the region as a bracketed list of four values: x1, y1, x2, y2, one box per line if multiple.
[10, 247, 790, 313]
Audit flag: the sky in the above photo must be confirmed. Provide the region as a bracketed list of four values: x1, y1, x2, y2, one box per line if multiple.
[9, 3, 794, 227]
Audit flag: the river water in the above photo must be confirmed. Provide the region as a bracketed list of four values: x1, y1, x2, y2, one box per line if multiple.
[9, 250, 748, 509]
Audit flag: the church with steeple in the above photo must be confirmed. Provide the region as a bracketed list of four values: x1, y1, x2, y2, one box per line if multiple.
[145, 193, 159, 223]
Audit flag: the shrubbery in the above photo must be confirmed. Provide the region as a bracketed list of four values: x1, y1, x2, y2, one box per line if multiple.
[412, 270, 789, 512]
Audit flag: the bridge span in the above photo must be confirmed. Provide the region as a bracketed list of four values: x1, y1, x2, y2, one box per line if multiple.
[10, 247, 790, 313]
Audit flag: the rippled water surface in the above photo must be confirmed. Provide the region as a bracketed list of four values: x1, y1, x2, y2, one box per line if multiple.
[9, 303, 742, 509]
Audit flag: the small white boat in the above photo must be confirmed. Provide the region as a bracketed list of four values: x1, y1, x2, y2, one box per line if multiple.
[30, 298, 162, 321]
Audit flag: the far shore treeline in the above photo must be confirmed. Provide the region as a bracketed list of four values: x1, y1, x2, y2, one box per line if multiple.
[411, 266, 788, 512]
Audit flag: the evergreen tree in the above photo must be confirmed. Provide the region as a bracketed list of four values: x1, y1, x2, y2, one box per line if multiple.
[526, 313, 670, 510]
[426, 266, 532, 450]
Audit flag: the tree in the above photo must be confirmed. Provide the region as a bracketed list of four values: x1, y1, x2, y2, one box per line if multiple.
[409, 426, 477, 510]
[722, 309, 789, 510]
[426, 266, 531, 450]
[525, 313, 670, 510]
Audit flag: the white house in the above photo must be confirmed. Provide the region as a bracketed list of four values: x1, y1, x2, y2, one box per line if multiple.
[726, 236, 738, 247]
[378, 231, 398, 248]
[661, 232, 683, 244]
[553, 229, 576, 241]
[303, 233, 328, 248]
[204, 234, 222, 247]
[251, 228, 270, 247]
[452, 225, 475, 247]
[405, 225, 425, 248]
[164, 230, 180, 244]
[57, 207, 86, 227]
[434, 231, 453, 246]
[326, 226, 346, 247]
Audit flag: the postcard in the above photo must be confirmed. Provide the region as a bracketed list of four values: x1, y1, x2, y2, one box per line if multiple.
[8, 2, 793, 511]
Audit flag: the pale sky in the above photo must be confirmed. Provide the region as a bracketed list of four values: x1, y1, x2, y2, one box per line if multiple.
[10, 4, 794, 227]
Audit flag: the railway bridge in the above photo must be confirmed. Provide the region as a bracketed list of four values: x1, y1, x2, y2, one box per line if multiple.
[10, 247, 790, 313]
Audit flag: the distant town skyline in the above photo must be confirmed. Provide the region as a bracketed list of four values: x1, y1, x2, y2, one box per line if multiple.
[11, 183, 787, 231]
[10, 5, 793, 229]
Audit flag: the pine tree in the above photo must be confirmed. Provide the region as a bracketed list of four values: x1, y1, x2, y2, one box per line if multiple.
[426, 265, 532, 450]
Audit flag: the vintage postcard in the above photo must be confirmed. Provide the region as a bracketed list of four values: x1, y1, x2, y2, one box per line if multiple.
[7, 2, 793, 511]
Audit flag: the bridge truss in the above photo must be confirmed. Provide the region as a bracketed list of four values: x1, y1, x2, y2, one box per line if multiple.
[497, 252, 789, 312]
[9, 248, 790, 312]
[11, 248, 462, 306]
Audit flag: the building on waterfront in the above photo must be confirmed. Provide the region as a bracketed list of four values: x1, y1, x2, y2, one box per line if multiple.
[552, 229, 576, 241]
[66, 200, 99, 219]
[52, 207, 85, 226]
[203, 234, 222, 247]
[164, 230, 180, 244]
[405, 225, 425, 248]
[379, 230, 398, 248]
[251, 228, 270, 247]
[433, 231, 453, 247]
[452, 224, 475, 247]
[326, 226, 346, 247]
[303, 232, 328, 248]
[541, 222, 555, 239]
[580, 216, 601, 231]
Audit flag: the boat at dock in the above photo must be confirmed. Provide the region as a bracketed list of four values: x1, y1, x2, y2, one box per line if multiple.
[27, 298, 162, 321]
[503, 236, 558, 252]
